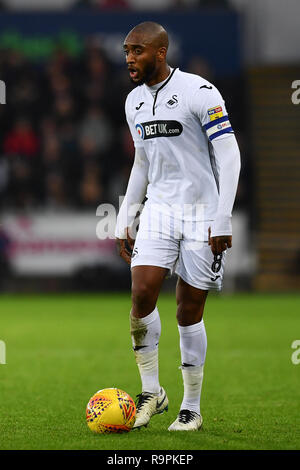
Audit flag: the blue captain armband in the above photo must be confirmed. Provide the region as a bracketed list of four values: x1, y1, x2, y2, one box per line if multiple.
[204, 116, 233, 141]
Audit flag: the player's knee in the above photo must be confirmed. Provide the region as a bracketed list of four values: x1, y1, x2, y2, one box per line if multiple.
[176, 300, 204, 325]
[131, 282, 156, 314]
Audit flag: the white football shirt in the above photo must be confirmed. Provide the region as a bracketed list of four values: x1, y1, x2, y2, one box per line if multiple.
[125, 68, 234, 221]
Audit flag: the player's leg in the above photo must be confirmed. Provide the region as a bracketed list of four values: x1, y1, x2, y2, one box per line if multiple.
[130, 265, 169, 428]
[168, 278, 207, 431]
[129, 205, 180, 428]
[131, 265, 167, 393]
[131, 265, 167, 318]
[168, 279, 208, 431]
[169, 233, 226, 431]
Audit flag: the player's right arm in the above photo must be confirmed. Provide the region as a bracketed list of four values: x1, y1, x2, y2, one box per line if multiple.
[115, 95, 149, 264]
[115, 146, 149, 264]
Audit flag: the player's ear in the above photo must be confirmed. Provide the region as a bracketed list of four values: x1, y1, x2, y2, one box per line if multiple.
[157, 47, 167, 62]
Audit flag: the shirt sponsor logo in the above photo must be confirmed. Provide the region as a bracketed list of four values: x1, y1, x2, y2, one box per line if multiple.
[208, 106, 223, 121]
[136, 120, 183, 140]
[217, 122, 229, 130]
[136, 123, 145, 139]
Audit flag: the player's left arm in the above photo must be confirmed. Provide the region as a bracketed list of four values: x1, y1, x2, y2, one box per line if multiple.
[208, 133, 241, 255]
[189, 82, 241, 255]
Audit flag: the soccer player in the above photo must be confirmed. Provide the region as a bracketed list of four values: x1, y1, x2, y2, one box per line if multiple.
[115, 22, 241, 431]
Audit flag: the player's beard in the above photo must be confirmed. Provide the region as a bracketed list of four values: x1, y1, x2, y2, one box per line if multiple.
[131, 58, 157, 86]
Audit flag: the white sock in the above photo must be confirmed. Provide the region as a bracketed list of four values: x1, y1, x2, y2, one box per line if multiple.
[130, 307, 161, 394]
[178, 320, 207, 415]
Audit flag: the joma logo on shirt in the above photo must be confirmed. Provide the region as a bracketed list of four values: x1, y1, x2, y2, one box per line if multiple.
[136, 120, 183, 140]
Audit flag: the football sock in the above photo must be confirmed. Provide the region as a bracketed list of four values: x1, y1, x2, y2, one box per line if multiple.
[130, 307, 161, 394]
[178, 320, 207, 415]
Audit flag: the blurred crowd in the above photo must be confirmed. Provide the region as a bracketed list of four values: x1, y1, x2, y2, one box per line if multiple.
[0, 43, 249, 213]
[75, 0, 230, 10]
[0, 44, 135, 211]
[0, 0, 230, 12]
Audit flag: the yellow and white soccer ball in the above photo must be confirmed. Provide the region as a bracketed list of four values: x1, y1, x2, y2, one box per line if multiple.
[86, 388, 136, 434]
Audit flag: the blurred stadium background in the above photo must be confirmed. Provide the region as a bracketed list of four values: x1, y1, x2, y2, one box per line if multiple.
[1, 0, 300, 453]
[0, 0, 299, 294]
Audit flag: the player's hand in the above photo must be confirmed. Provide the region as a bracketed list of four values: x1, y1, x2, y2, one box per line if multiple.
[208, 227, 232, 255]
[116, 228, 135, 265]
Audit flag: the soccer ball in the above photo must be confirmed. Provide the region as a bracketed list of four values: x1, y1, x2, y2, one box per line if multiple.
[86, 388, 136, 434]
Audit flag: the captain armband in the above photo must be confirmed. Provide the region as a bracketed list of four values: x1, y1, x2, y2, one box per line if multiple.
[204, 116, 233, 141]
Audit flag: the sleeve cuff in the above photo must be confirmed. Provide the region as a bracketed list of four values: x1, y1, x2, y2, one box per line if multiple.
[210, 216, 232, 237]
[114, 225, 126, 240]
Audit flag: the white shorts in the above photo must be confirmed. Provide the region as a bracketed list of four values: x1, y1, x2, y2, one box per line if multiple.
[130, 205, 226, 291]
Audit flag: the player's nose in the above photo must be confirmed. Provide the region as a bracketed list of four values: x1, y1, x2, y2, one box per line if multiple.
[126, 50, 135, 64]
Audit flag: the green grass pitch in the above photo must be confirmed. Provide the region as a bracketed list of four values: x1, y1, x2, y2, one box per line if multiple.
[0, 292, 299, 450]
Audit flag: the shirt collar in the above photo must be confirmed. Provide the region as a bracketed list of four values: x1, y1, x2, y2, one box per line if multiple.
[146, 67, 175, 95]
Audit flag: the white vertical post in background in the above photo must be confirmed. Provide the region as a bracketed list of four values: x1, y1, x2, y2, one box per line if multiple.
[0, 340, 6, 364]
